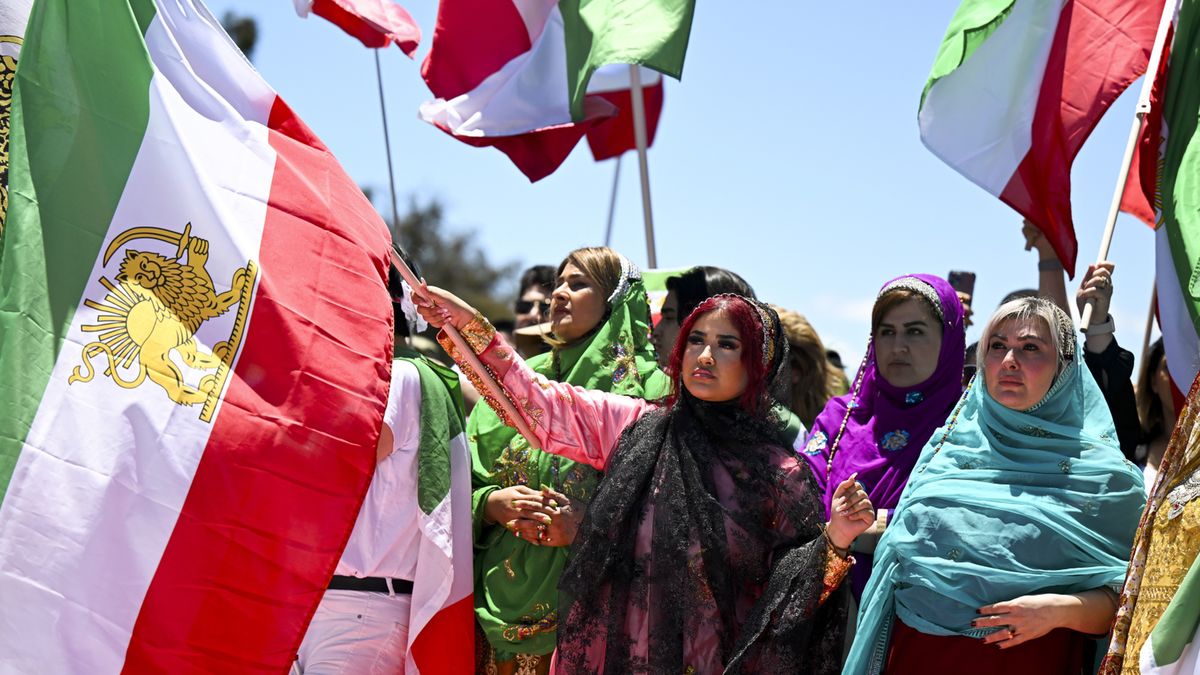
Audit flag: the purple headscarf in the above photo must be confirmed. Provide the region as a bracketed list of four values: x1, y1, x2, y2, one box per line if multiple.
[802, 274, 966, 515]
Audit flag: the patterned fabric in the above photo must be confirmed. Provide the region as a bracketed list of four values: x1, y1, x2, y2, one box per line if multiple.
[845, 304, 1145, 675]
[1102, 372, 1200, 674]
[465, 257, 670, 662]
[803, 274, 966, 515]
[802, 274, 966, 599]
[443, 300, 852, 673]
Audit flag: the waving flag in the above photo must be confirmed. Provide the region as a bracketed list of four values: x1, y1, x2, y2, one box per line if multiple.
[1121, 0, 1200, 394]
[0, 0, 394, 671]
[419, 0, 694, 181]
[919, 0, 1162, 277]
[293, 0, 420, 55]
[585, 64, 665, 161]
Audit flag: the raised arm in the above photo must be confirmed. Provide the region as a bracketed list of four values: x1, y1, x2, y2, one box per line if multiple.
[416, 286, 654, 470]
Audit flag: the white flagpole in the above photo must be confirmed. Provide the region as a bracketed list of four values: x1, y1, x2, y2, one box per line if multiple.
[628, 65, 658, 268]
[1142, 279, 1158, 368]
[1080, 0, 1177, 330]
[603, 155, 622, 246]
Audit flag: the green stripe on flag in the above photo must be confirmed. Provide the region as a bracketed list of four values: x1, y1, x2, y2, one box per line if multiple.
[1158, 0, 1200, 339]
[399, 352, 466, 515]
[560, 0, 695, 120]
[1150, 554, 1200, 667]
[920, 0, 1016, 109]
[0, 0, 156, 496]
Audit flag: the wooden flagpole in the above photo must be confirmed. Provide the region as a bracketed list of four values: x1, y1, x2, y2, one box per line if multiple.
[1080, 0, 1177, 330]
[388, 248, 542, 450]
[628, 65, 658, 268]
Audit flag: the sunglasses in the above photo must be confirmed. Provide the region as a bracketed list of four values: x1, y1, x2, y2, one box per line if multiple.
[515, 299, 552, 316]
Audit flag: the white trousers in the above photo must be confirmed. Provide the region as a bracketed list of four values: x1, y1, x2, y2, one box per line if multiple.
[292, 589, 411, 675]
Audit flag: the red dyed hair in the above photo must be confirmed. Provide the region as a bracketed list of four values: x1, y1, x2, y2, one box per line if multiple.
[666, 295, 771, 413]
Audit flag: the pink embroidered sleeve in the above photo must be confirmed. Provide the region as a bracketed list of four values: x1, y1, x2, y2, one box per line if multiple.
[438, 315, 655, 470]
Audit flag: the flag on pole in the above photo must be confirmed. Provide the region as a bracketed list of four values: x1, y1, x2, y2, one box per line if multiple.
[1122, 0, 1200, 394]
[586, 64, 665, 161]
[919, 0, 1162, 277]
[293, 0, 420, 56]
[0, 1, 395, 672]
[419, 0, 694, 181]
[0, 0, 32, 235]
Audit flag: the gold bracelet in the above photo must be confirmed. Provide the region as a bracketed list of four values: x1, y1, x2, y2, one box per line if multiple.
[822, 524, 851, 559]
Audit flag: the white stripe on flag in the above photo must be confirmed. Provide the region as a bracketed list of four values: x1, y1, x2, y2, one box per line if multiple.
[587, 64, 663, 94]
[419, 5, 573, 136]
[1156, 226, 1200, 392]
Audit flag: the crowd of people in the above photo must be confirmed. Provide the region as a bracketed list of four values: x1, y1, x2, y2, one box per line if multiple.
[297, 228, 1200, 674]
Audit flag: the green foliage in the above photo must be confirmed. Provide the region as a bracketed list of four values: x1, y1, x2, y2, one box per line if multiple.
[388, 197, 519, 322]
[220, 11, 259, 61]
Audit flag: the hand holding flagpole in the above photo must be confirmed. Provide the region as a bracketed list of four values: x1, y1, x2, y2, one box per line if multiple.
[1080, 0, 1176, 331]
[389, 248, 542, 449]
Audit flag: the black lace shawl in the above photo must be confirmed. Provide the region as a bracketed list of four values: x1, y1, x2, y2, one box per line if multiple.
[555, 389, 848, 674]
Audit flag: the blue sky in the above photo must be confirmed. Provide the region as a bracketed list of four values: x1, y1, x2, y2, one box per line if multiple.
[207, 0, 1158, 370]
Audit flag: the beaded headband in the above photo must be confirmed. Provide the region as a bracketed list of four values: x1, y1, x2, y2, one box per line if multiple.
[878, 277, 945, 323]
[606, 255, 641, 305]
[706, 293, 777, 368]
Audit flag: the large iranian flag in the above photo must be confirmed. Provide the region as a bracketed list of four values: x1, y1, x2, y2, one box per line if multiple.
[1123, 0, 1200, 395]
[919, 0, 1162, 277]
[419, 0, 693, 181]
[0, 0, 394, 672]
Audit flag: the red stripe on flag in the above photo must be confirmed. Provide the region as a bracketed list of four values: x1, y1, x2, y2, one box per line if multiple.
[421, 0, 531, 98]
[121, 98, 393, 673]
[586, 80, 664, 162]
[999, 0, 1159, 278]
[410, 594, 474, 673]
[1122, 21, 1173, 228]
[428, 96, 617, 182]
[310, 0, 421, 55]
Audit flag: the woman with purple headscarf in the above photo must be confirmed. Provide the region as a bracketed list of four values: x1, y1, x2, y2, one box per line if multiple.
[802, 274, 966, 598]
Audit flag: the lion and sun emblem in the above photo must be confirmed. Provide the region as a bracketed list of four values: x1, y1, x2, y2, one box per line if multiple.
[69, 223, 258, 422]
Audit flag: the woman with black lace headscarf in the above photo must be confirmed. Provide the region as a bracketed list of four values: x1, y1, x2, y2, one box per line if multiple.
[417, 289, 874, 674]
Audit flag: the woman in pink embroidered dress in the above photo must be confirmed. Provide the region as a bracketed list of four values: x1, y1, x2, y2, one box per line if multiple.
[418, 289, 874, 674]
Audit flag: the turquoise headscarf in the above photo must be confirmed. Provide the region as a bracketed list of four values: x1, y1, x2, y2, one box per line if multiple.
[845, 302, 1145, 675]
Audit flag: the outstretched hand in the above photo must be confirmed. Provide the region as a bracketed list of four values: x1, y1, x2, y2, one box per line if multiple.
[411, 284, 478, 331]
[827, 473, 875, 551]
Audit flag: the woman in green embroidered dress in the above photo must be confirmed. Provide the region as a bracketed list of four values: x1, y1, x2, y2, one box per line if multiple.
[469, 247, 670, 675]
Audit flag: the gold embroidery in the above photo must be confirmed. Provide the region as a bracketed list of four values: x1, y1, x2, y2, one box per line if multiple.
[501, 603, 558, 642]
[460, 312, 497, 354]
[513, 654, 542, 675]
[1119, 498, 1200, 674]
[504, 558, 516, 580]
[820, 545, 854, 605]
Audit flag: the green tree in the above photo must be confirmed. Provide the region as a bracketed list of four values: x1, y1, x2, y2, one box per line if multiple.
[220, 11, 258, 61]
[388, 197, 519, 322]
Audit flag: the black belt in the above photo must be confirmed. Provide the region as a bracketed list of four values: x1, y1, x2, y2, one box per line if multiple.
[328, 575, 414, 595]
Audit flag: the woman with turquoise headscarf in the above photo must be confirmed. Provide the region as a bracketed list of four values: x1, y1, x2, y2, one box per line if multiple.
[844, 297, 1145, 675]
[467, 247, 671, 674]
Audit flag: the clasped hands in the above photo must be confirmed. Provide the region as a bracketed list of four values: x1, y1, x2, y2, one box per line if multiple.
[485, 484, 581, 547]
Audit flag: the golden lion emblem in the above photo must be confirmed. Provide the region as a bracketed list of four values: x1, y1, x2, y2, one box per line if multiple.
[70, 223, 257, 422]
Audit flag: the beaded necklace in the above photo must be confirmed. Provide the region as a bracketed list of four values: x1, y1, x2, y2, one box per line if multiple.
[915, 375, 974, 474]
[825, 345, 872, 475]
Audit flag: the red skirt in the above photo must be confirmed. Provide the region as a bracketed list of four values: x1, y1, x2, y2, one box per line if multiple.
[884, 618, 1085, 675]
